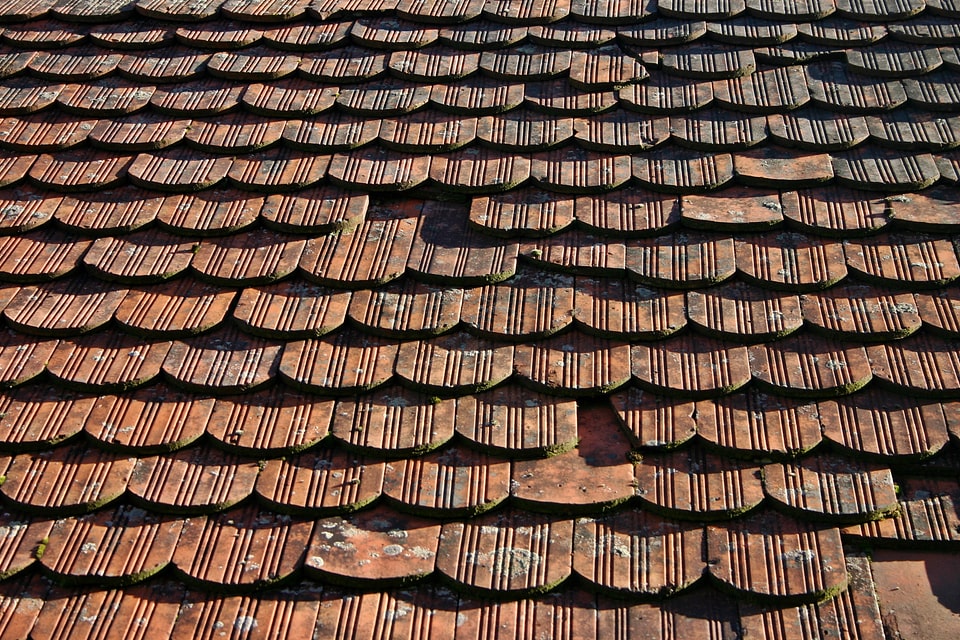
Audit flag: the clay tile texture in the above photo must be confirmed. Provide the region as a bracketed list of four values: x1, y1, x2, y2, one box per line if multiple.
[0, 2, 959, 639]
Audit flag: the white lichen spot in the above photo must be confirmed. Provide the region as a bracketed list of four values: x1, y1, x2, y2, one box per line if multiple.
[234, 616, 258, 632]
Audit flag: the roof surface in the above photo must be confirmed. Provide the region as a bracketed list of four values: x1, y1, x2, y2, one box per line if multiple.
[0, 0, 958, 638]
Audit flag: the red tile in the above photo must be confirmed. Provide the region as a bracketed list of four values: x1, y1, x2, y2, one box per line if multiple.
[163, 327, 281, 393]
[29, 150, 131, 192]
[115, 279, 234, 337]
[261, 188, 368, 233]
[801, 284, 921, 339]
[845, 233, 960, 287]
[530, 147, 632, 193]
[708, 17, 798, 46]
[687, 281, 803, 340]
[887, 186, 960, 231]
[235, 280, 349, 338]
[337, 80, 432, 116]
[430, 147, 531, 193]
[429, 76, 524, 114]
[436, 509, 574, 595]
[0, 0, 55, 21]
[807, 62, 907, 113]
[88, 114, 190, 152]
[88, 20, 175, 50]
[781, 186, 888, 235]
[3, 279, 125, 336]
[379, 111, 476, 153]
[843, 477, 960, 544]
[833, 147, 940, 191]
[736, 232, 848, 291]
[57, 80, 153, 116]
[395, 331, 513, 394]
[632, 335, 751, 397]
[51, 0, 135, 20]
[82, 385, 213, 453]
[915, 287, 960, 334]
[0, 147, 41, 185]
[0, 329, 55, 386]
[0, 48, 35, 79]
[82, 230, 195, 283]
[628, 233, 737, 288]
[662, 44, 756, 80]
[28, 48, 121, 81]
[456, 590, 598, 640]
[116, 46, 210, 83]
[383, 444, 510, 515]
[59, 187, 163, 235]
[514, 332, 630, 395]
[660, 0, 745, 17]
[328, 147, 428, 191]
[797, 17, 886, 45]
[512, 403, 636, 510]
[522, 229, 627, 275]
[41, 504, 182, 584]
[174, 21, 263, 49]
[228, 148, 330, 191]
[480, 44, 571, 80]
[191, 230, 304, 285]
[317, 587, 464, 639]
[750, 334, 872, 397]
[734, 147, 835, 188]
[282, 112, 380, 150]
[185, 113, 283, 154]
[156, 189, 262, 236]
[568, 47, 648, 90]
[469, 189, 575, 236]
[46, 333, 170, 391]
[868, 111, 960, 151]
[261, 20, 351, 51]
[205, 386, 333, 454]
[0, 384, 95, 450]
[388, 47, 479, 81]
[573, 509, 705, 595]
[222, 0, 309, 20]
[868, 334, 960, 397]
[150, 80, 243, 117]
[398, 0, 484, 22]
[299, 47, 388, 83]
[1, 443, 134, 514]
[820, 389, 951, 459]
[0, 77, 63, 116]
[483, 0, 569, 24]
[767, 108, 869, 151]
[207, 47, 299, 81]
[331, 386, 456, 455]
[619, 70, 714, 114]
[573, 111, 669, 153]
[256, 448, 384, 515]
[698, 391, 823, 456]
[681, 187, 783, 230]
[528, 21, 615, 46]
[347, 280, 460, 338]
[632, 148, 735, 192]
[462, 271, 573, 338]
[455, 384, 578, 456]
[280, 330, 398, 394]
[671, 109, 768, 150]
[570, 0, 657, 23]
[706, 512, 847, 602]
[0, 113, 94, 151]
[0, 229, 91, 282]
[0, 513, 51, 579]
[0, 185, 59, 233]
[127, 149, 232, 191]
[610, 387, 698, 449]
[173, 505, 312, 589]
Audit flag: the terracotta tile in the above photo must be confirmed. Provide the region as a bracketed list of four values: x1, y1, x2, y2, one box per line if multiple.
[88, 114, 189, 152]
[350, 17, 439, 50]
[476, 109, 572, 152]
[522, 229, 627, 275]
[29, 149, 131, 192]
[0, 113, 94, 151]
[801, 284, 920, 340]
[280, 330, 398, 394]
[681, 187, 782, 230]
[228, 148, 329, 192]
[572, 276, 683, 340]
[56, 185, 159, 235]
[567, 47, 648, 90]
[436, 509, 574, 595]
[735, 147, 835, 188]
[283, 113, 379, 151]
[3, 279, 124, 336]
[462, 271, 573, 339]
[127, 149, 232, 191]
[514, 332, 630, 395]
[797, 17, 886, 45]
[767, 108, 870, 151]
[136, 0, 226, 21]
[902, 70, 960, 110]
[0, 0, 54, 21]
[174, 21, 263, 49]
[388, 47, 479, 82]
[206, 386, 333, 454]
[455, 384, 578, 456]
[235, 280, 349, 339]
[833, 147, 940, 191]
[934, 148, 960, 184]
[116, 47, 210, 83]
[0, 185, 59, 233]
[379, 111, 476, 153]
[337, 80, 431, 117]
[569, 0, 657, 23]
[57, 80, 153, 117]
[395, 331, 512, 394]
[671, 109, 767, 150]
[88, 20, 175, 50]
[469, 190, 572, 236]
[781, 186, 889, 236]
[578, 191, 678, 237]
[480, 44, 571, 80]
[687, 281, 803, 340]
[150, 80, 243, 117]
[28, 48, 121, 81]
[915, 287, 960, 334]
[530, 147, 632, 193]
[299, 47, 388, 83]
[347, 279, 461, 338]
[868, 334, 960, 397]
[163, 327, 280, 393]
[660, 0, 745, 17]
[662, 44, 756, 80]
[41, 504, 182, 584]
[321, 587, 466, 639]
[155, 189, 260, 236]
[398, 0, 485, 23]
[845, 233, 960, 287]
[885, 186, 960, 232]
[457, 590, 603, 640]
[222, 0, 309, 21]
[257, 447, 384, 515]
[736, 232, 848, 291]
[309, 0, 399, 16]
[706, 511, 847, 602]
[82, 229, 194, 283]
[528, 21, 615, 46]
[1, 443, 134, 514]
[483, 0, 570, 24]
[632, 335, 751, 397]
[429, 76, 524, 114]
[0, 513, 51, 579]
[0, 229, 90, 282]
[512, 403, 635, 511]
[184, 113, 282, 154]
[807, 62, 908, 113]
[46, 333, 169, 391]
[819, 389, 951, 459]
[891, 16, 960, 44]
[632, 148, 735, 192]
[328, 147, 427, 191]
[750, 334, 871, 398]
[191, 230, 304, 286]
[627, 232, 737, 288]
[430, 147, 531, 193]
[525, 78, 618, 115]
[698, 391, 823, 456]
[115, 279, 233, 337]
[616, 17, 704, 45]
[0, 77, 63, 116]
[0, 384, 94, 450]
[51, 0, 135, 20]
[331, 386, 455, 455]
[207, 47, 299, 81]
[0, 330, 54, 388]
[438, 19, 526, 50]
[843, 477, 960, 544]
[707, 16, 798, 45]
[0, 48, 35, 79]
[571, 112, 667, 155]
[609, 387, 697, 449]
[868, 111, 960, 151]
[0, 149, 34, 186]
[173, 505, 313, 590]
[298, 205, 418, 287]
[574, 509, 705, 595]
[262, 188, 368, 233]
[261, 20, 351, 51]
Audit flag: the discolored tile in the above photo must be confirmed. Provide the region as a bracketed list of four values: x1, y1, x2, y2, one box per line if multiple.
[115, 279, 233, 337]
[618, 18, 706, 45]
[525, 79, 618, 115]
[735, 232, 848, 291]
[482, 0, 570, 24]
[29, 150, 131, 192]
[681, 187, 783, 230]
[57, 80, 153, 116]
[522, 229, 627, 276]
[347, 279, 461, 338]
[221, 0, 310, 21]
[3, 279, 125, 336]
[280, 330, 398, 394]
[46, 332, 170, 391]
[733, 147, 835, 188]
[207, 47, 299, 81]
[750, 334, 872, 397]
[868, 111, 960, 151]
[903, 70, 960, 110]
[88, 20, 174, 50]
[337, 80, 432, 117]
[632, 148, 735, 192]
[430, 147, 531, 193]
[191, 230, 304, 286]
[514, 332, 631, 395]
[0, 384, 94, 450]
[0, 229, 90, 282]
[671, 109, 767, 151]
[127, 149, 232, 192]
[261, 20, 351, 51]
[573, 111, 669, 153]
[0, 77, 63, 116]
[174, 21, 263, 49]
[833, 147, 940, 191]
[530, 147, 632, 193]
[0, 49, 35, 79]
[398, 0, 485, 23]
[462, 271, 573, 339]
[807, 62, 908, 113]
[662, 44, 756, 80]
[528, 21, 615, 47]
[698, 391, 823, 457]
[388, 47, 479, 82]
[185, 113, 284, 154]
[299, 47, 387, 83]
[469, 189, 574, 236]
[327, 147, 428, 192]
[0, 113, 95, 151]
[687, 281, 802, 341]
[150, 80, 243, 117]
[843, 477, 960, 544]
[632, 335, 751, 398]
[429, 75, 524, 114]
[227, 147, 330, 192]
[848, 44, 943, 77]
[767, 108, 870, 151]
[261, 188, 368, 233]
[282, 113, 380, 151]
[163, 327, 281, 393]
[844, 233, 960, 287]
[610, 387, 699, 449]
[51, 0, 135, 20]
[438, 19, 526, 50]
[88, 114, 190, 152]
[28, 48, 121, 81]
[0, 330, 56, 387]
[915, 287, 960, 334]
[395, 331, 513, 394]
[117, 47, 210, 83]
[235, 280, 349, 339]
[0, 185, 59, 233]
[0, 514, 51, 580]
[627, 232, 737, 288]
[351, 17, 439, 50]
[82, 229, 195, 284]
[781, 186, 888, 236]
[477, 109, 574, 151]
[801, 284, 921, 340]
[568, 47, 648, 90]
[379, 111, 476, 153]
[480, 44, 571, 80]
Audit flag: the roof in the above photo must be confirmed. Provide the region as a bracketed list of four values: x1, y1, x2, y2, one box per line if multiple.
[0, 0, 958, 637]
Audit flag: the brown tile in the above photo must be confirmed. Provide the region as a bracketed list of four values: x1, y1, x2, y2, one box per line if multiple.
[184, 113, 284, 154]
[573, 509, 705, 596]
[82, 229, 195, 283]
[632, 148, 735, 192]
[0, 229, 91, 282]
[0, 48, 35, 79]
[807, 62, 908, 113]
[707, 511, 847, 602]
[887, 186, 960, 231]
[597, 591, 742, 639]
[662, 44, 755, 80]
[82, 385, 213, 453]
[462, 271, 572, 339]
[0, 0, 53, 21]
[337, 79, 432, 117]
[868, 334, 960, 397]
[575, 113, 667, 157]
[151, 474, 230, 542]
[751, 334, 872, 398]
[687, 281, 802, 340]
[206, 386, 333, 454]
[52, 0, 135, 20]
[207, 47, 299, 81]
[351, 17, 439, 49]
[191, 230, 304, 286]
[801, 284, 920, 340]
[628, 233, 737, 288]
[261, 20, 351, 52]
[577, 193, 679, 239]
[477, 109, 574, 151]
[331, 386, 456, 455]
[632, 335, 751, 397]
[156, 189, 261, 236]
[283, 113, 379, 151]
[528, 21, 615, 46]
[56, 188, 161, 235]
[570, 0, 658, 23]
[173, 505, 312, 590]
[0, 148, 35, 186]
[243, 79, 338, 117]
[388, 47, 479, 82]
[222, 0, 310, 21]
[619, 70, 714, 114]
[660, 0, 745, 17]
[681, 187, 783, 230]
[174, 21, 263, 49]
[736, 232, 848, 291]
[833, 147, 940, 191]
[890, 17, 960, 44]
[455, 384, 577, 457]
[797, 17, 887, 45]
[767, 108, 870, 151]
[235, 280, 349, 339]
[438, 19, 526, 50]
[150, 80, 243, 117]
[429, 76, 524, 115]
[328, 147, 428, 191]
[916, 287, 960, 334]
[843, 477, 960, 544]
[935, 148, 960, 184]
[88, 21, 175, 50]
[299, 47, 388, 83]
[522, 229, 627, 275]
[3, 279, 125, 336]
[845, 233, 960, 287]
[46, 333, 170, 391]
[868, 111, 960, 151]
[257, 447, 383, 516]
[127, 149, 232, 191]
[0, 185, 59, 233]
[903, 70, 960, 110]
[781, 186, 889, 236]
[347, 280, 460, 338]
[29, 150, 131, 192]
[163, 327, 281, 393]
[384, 444, 510, 515]
[0, 77, 63, 116]
[610, 387, 699, 449]
[512, 403, 636, 511]
[734, 147, 835, 188]
[708, 17, 798, 45]
[378, 111, 475, 153]
[398, 0, 485, 23]
[41, 504, 183, 584]
[280, 330, 398, 394]
[848, 43, 943, 77]
[568, 46, 648, 90]
[0, 113, 94, 151]
[470, 189, 573, 237]
[0, 384, 94, 450]
[227, 147, 330, 192]
[57, 80, 153, 116]
[1, 443, 134, 515]
[430, 147, 531, 193]
[395, 331, 513, 394]
[88, 114, 190, 152]
[436, 509, 574, 595]
[698, 391, 823, 456]
[530, 147, 632, 193]
[115, 279, 233, 337]
[480, 44, 571, 80]
[671, 109, 767, 150]
[0, 513, 51, 580]
[525, 78, 619, 115]
[262, 188, 367, 233]
[514, 332, 631, 395]
[28, 48, 121, 81]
